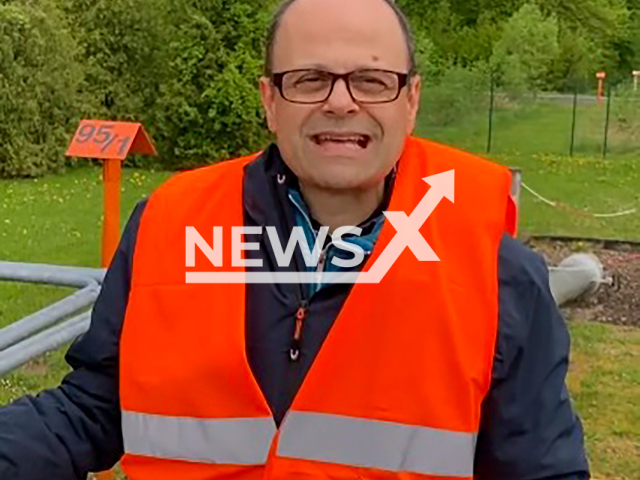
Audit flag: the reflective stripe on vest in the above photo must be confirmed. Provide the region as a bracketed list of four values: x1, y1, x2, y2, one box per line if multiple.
[122, 411, 276, 465]
[277, 411, 476, 477]
[123, 409, 475, 476]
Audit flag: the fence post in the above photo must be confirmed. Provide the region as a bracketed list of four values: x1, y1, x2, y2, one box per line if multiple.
[569, 83, 578, 156]
[603, 84, 612, 159]
[487, 75, 495, 153]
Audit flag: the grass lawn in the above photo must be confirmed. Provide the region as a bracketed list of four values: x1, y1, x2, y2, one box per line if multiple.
[569, 322, 640, 479]
[1, 101, 640, 477]
[499, 152, 640, 240]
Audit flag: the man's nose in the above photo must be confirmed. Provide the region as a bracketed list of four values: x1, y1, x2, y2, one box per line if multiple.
[322, 78, 359, 115]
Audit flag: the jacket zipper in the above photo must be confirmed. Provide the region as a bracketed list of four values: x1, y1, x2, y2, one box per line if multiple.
[287, 210, 335, 360]
[289, 300, 308, 361]
[314, 243, 331, 286]
[289, 239, 334, 362]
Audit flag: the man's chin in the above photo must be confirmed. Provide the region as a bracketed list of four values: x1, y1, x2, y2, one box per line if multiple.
[303, 169, 382, 192]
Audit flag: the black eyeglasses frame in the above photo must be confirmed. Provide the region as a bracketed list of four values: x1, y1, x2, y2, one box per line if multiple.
[270, 69, 410, 105]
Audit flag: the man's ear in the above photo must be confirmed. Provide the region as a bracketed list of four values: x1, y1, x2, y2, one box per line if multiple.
[406, 74, 421, 135]
[259, 77, 278, 133]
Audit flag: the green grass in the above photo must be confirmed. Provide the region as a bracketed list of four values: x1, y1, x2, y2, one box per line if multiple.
[0, 165, 172, 265]
[568, 322, 640, 479]
[502, 153, 640, 240]
[1, 112, 639, 477]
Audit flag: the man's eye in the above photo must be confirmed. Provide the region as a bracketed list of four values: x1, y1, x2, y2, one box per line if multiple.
[358, 76, 387, 86]
[297, 76, 324, 84]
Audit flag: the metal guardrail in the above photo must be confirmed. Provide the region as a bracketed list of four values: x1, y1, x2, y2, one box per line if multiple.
[0, 262, 105, 377]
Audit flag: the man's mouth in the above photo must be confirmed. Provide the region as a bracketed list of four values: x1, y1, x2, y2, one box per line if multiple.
[310, 133, 372, 149]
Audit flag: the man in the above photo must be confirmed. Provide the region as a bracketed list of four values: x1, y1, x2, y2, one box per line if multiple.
[0, 0, 589, 478]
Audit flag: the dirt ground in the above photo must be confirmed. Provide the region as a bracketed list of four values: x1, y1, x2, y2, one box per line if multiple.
[527, 238, 640, 328]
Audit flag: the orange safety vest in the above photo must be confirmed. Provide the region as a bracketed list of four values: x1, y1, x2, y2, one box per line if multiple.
[120, 136, 515, 480]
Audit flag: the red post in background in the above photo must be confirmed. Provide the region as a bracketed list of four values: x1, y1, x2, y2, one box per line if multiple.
[596, 71, 606, 106]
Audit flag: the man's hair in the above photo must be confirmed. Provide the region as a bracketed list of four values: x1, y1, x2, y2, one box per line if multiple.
[264, 0, 417, 77]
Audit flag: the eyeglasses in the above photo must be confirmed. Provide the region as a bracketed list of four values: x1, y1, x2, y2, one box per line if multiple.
[271, 69, 410, 104]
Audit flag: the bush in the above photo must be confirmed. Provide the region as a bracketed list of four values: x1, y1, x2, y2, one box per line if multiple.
[420, 64, 490, 127]
[491, 3, 560, 98]
[0, 0, 89, 177]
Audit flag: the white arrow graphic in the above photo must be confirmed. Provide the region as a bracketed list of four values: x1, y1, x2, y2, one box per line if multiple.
[359, 169, 455, 283]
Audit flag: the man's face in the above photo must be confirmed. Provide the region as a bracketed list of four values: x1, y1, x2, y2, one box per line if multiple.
[260, 0, 421, 191]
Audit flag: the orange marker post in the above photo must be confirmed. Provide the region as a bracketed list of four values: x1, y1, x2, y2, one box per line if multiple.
[66, 121, 156, 478]
[596, 71, 606, 106]
[102, 158, 122, 268]
[67, 120, 156, 268]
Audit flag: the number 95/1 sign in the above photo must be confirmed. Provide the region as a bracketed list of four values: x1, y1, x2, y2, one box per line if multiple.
[66, 120, 156, 160]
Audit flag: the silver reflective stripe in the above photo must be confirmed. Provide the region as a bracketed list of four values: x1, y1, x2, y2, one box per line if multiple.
[277, 411, 476, 477]
[122, 411, 276, 465]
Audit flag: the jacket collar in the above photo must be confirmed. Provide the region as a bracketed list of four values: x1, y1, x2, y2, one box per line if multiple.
[243, 142, 393, 235]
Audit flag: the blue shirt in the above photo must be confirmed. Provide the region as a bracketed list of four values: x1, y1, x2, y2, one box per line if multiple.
[288, 187, 384, 296]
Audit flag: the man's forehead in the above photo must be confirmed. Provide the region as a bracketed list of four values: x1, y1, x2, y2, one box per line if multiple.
[272, 0, 408, 71]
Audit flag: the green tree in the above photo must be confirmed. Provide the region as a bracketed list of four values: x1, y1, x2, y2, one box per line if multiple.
[543, 0, 630, 79]
[0, 0, 90, 177]
[399, 0, 633, 84]
[491, 3, 560, 95]
[61, 0, 172, 120]
[149, 0, 274, 169]
[547, 26, 598, 90]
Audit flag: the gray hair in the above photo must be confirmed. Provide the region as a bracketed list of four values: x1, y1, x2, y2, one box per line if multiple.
[264, 0, 417, 77]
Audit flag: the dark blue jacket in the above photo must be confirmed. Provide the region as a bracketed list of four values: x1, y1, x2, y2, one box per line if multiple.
[0, 145, 590, 479]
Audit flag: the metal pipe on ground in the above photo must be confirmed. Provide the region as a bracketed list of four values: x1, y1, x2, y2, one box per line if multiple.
[0, 285, 100, 352]
[549, 253, 605, 306]
[0, 311, 91, 377]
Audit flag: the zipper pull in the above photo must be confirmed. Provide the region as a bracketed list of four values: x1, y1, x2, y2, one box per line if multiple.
[289, 303, 307, 362]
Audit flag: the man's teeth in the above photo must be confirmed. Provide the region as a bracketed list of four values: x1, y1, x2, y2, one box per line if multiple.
[314, 134, 369, 147]
[317, 135, 364, 142]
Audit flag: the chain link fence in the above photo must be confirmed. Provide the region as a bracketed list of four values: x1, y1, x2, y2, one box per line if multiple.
[416, 72, 640, 159]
